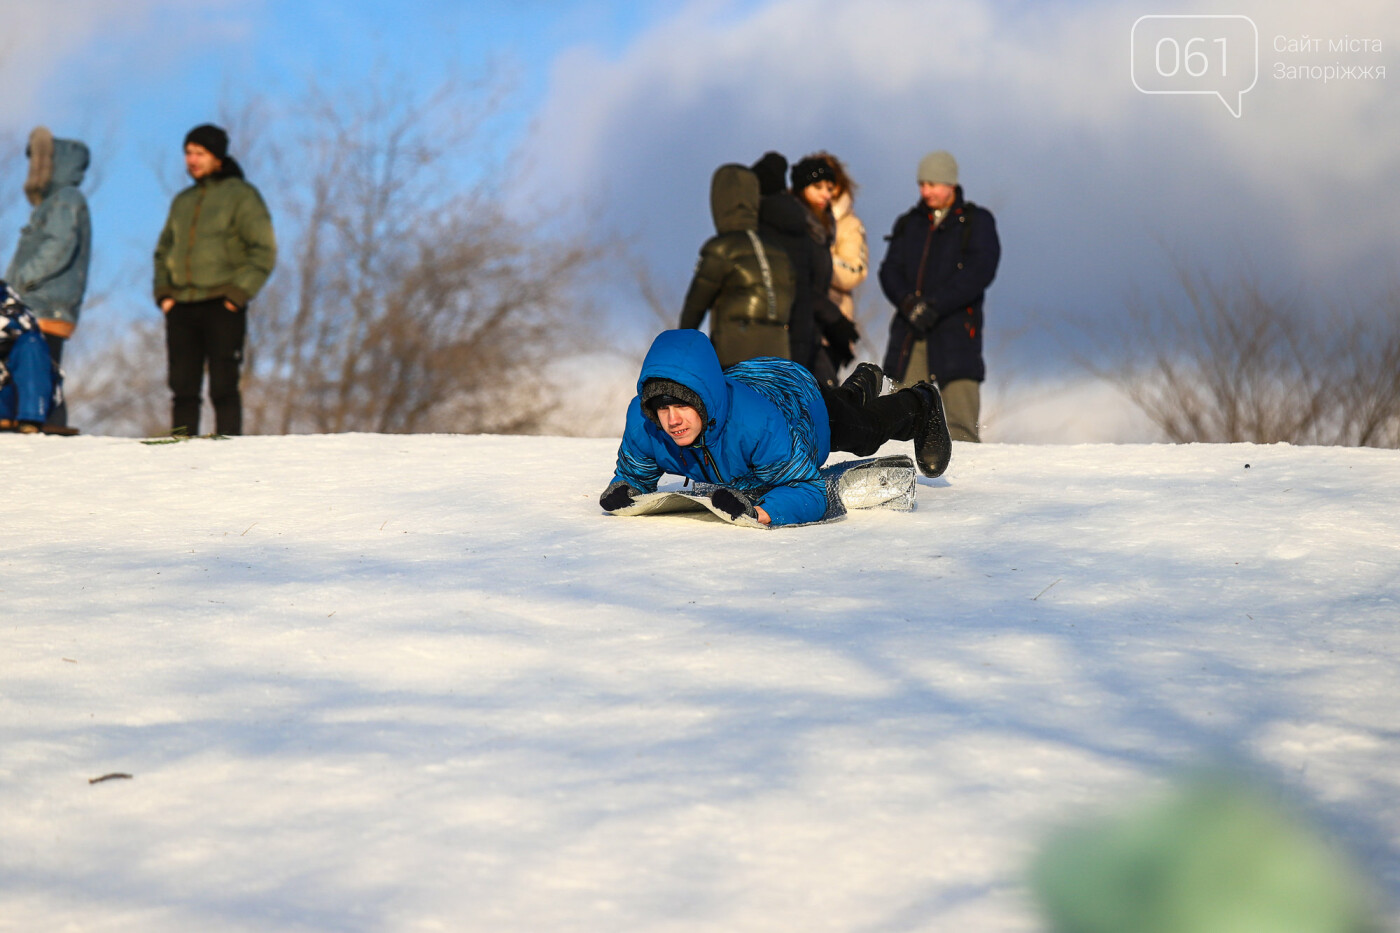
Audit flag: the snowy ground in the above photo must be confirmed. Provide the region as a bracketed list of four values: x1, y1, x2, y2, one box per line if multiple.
[3, 432, 1397, 932]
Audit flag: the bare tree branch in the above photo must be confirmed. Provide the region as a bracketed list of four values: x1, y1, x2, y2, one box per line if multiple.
[1083, 267, 1400, 448]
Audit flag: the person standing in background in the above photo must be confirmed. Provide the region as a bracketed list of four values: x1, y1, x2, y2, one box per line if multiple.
[789, 154, 859, 386]
[679, 163, 796, 366]
[154, 124, 276, 437]
[879, 150, 999, 442]
[813, 153, 868, 373]
[6, 127, 90, 430]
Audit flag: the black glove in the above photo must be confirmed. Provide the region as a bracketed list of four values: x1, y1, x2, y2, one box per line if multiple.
[599, 482, 640, 512]
[899, 294, 933, 331]
[710, 487, 757, 520]
[823, 314, 860, 347]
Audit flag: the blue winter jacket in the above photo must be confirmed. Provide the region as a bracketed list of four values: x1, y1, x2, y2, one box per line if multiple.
[0, 283, 58, 423]
[610, 329, 831, 526]
[6, 138, 91, 330]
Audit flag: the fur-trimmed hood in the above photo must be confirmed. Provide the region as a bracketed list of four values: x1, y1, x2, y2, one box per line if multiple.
[24, 128, 88, 205]
[635, 329, 730, 439]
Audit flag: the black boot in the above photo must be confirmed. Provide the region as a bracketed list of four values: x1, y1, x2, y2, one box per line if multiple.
[840, 362, 884, 408]
[910, 382, 952, 478]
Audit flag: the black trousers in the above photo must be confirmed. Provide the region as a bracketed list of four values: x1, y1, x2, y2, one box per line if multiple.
[165, 299, 247, 436]
[43, 333, 67, 428]
[821, 384, 922, 457]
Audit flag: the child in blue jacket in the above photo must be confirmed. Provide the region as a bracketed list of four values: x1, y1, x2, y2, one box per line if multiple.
[0, 282, 62, 432]
[601, 329, 949, 526]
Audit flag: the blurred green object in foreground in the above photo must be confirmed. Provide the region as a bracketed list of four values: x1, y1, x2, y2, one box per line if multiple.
[1031, 777, 1380, 933]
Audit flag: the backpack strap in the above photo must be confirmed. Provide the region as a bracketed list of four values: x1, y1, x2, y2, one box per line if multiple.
[745, 229, 779, 322]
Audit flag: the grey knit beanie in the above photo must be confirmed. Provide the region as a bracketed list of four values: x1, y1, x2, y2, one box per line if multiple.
[640, 378, 707, 428]
[917, 150, 958, 186]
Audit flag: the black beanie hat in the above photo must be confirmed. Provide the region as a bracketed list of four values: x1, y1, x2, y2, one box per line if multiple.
[640, 378, 707, 428]
[184, 124, 229, 161]
[751, 151, 788, 197]
[790, 156, 836, 192]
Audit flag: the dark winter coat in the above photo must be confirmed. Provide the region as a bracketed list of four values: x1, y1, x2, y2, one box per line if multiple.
[609, 329, 831, 527]
[6, 138, 91, 335]
[879, 187, 999, 384]
[0, 282, 60, 424]
[153, 159, 276, 309]
[679, 165, 796, 367]
[757, 191, 844, 380]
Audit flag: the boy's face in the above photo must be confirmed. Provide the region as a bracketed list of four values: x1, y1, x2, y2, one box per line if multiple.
[655, 404, 703, 446]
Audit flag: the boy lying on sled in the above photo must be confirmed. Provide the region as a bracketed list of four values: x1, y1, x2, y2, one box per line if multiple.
[600, 329, 950, 527]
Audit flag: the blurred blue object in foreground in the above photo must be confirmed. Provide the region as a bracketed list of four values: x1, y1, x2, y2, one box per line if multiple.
[1031, 775, 1381, 933]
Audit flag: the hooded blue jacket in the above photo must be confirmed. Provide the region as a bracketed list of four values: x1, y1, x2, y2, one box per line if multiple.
[6, 138, 91, 330]
[610, 329, 830, 526]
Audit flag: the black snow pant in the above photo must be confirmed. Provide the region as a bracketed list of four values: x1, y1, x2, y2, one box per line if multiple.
[43, 333, 67, 428]
[165, 298, 247, 436]
[821, 383, 923, 457]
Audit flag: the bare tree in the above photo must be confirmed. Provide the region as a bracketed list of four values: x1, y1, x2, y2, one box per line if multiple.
[1086, 268, 1400, 447]
[73, 69, 602, 437]
[63, 319, 169, 436]
[236, 73, 599, 435]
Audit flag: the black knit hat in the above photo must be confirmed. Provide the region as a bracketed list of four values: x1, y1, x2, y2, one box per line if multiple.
[184, 124, 229, 161]
[640, 378, 707, 427]
[751, 151, 788, 197]
[790, 156, 835, 192]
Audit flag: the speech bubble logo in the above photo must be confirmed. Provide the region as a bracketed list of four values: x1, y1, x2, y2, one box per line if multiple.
[1131, 15, 1259, 117]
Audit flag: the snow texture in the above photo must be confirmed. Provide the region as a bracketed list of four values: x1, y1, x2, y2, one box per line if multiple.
[2, 433, 1397, 931]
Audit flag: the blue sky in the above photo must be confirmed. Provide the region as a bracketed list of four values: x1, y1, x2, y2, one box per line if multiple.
[2, 0, 1397, 378]
[0, 0, 686, 317]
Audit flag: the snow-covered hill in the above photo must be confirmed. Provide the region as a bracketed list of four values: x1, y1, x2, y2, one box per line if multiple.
[3, 433, 1397, 931]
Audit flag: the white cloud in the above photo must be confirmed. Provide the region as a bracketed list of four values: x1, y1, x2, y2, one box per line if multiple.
[0, 0, 259, 136]
[518, 0, 1400, 363]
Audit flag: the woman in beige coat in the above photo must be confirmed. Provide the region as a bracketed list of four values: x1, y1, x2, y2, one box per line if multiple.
[823, 155, 869, 329]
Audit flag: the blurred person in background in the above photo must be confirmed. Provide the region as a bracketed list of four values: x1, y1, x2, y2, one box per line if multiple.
[790, 153, 859, 386]
[679, 163, 795, 366]
[817, 152, 869, 374]
[752, 152, 843, 389]
[6, 127, 90, 430]
[879, 150, 998, 442]
[0, 283, 63, 432]
[153, 124, 276, 437]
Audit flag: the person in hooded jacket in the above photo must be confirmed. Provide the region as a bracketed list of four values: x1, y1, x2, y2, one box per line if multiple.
[751, 152, 847, 389]
[598, 329, 951, 527]
[6, 127, 91, 429]
[880, 150, 999, 442]
[679, 164, 796, 366]
[154, 124, 276, 437]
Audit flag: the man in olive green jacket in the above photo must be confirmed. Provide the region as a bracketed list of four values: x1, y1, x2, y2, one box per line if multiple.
[153, 124, 276, 436]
